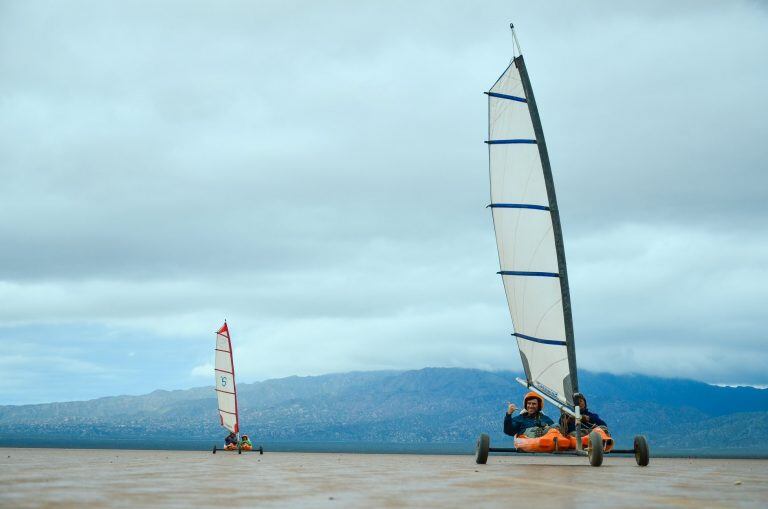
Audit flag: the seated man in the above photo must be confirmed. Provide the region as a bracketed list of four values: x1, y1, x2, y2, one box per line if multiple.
[240, 435, 253, 448]
[224, 431, 238, 448]
[503, 391, 554, 437]
[561, 393, 608, 434]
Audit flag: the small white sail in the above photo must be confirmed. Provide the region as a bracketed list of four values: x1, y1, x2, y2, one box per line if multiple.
[486, 37, 578, 408]
[214, 322, 239, 433]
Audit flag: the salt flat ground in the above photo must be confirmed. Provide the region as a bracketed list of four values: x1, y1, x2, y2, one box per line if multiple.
[0, 448, 766, 508]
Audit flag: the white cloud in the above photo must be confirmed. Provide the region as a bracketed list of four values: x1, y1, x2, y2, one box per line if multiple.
[191, 362, 213, 378]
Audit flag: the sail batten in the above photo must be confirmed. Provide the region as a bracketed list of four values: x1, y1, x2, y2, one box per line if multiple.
[485, 139, 537, 144]
[486, 92, 528, 103]
[487, 44, 578, 407]
[488, 204, 550, 210]
[513, 332, 567, 346]
[497, 271, 559, 277]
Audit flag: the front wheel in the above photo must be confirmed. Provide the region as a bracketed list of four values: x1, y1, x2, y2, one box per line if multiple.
[634, 435, 650, 466]
[475, 433, 490, 465]
[588, 431, 604, 467]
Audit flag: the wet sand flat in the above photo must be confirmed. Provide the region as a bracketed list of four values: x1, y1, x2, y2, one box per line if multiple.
[1, 448, 766, 508]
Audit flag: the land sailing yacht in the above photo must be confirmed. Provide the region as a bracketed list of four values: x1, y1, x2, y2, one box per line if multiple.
[211, 322, 263, 454]
[474, 24, 649, 467]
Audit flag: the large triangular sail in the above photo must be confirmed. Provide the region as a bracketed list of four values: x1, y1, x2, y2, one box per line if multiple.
[486, 28, 579, 408]
[215, 322, 239, 433]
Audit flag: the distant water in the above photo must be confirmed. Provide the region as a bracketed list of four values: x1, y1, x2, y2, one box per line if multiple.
[1, 436, 767, 458]
[0, 437, 473, 454]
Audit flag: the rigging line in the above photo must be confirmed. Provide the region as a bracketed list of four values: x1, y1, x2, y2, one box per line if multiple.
[510, 23, 523, 58]
[524, 224, 562, 338]
[533, 295, 563, 338]
[509, 28, 516, 62]
[510, 188, 524, 288]
[525, 223, 554, 281]
[532, 358, 568, 384]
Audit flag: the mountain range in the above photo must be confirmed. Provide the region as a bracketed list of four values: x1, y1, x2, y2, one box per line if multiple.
[1, 368, 767, 454]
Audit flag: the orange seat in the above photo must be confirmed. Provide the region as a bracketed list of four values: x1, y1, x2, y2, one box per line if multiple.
[513, 428, 574, 453]
[569, 426, 614, 452]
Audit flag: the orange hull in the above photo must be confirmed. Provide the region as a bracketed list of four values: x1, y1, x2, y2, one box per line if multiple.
[224, 443, 253, 451]
[569, 427, 614, 452]
[513, 428, 573, 452]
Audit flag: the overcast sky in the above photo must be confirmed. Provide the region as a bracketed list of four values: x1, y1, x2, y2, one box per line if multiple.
[1, 1, 766, 405]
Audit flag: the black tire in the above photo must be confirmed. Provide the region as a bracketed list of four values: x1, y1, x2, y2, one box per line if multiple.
[634, 435, 650, 466]
[212, 446, 217, 454]
[588, 431, 604, 467]
[475, 433, 490, 465]
[259, 447, 264, 455]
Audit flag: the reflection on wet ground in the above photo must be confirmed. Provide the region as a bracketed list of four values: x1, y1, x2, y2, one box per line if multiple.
[1, 448, 766, 508]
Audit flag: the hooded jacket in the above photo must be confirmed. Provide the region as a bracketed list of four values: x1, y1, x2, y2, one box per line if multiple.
[563, 394, 607, 433]
[503, 392, 554, 437]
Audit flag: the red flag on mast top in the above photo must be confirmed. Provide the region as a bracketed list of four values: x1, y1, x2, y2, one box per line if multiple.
[217, 322, 229, 336]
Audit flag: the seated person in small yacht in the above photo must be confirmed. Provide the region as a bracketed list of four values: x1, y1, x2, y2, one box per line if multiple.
[503, 392, 554, 437]
[560, 393, 608, 434]
[224, 431, 238, 448]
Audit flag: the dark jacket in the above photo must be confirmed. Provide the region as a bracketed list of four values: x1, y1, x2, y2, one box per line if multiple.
[563, 409, 607, 433]
[503, 411, 554, 436]
[225, 434, 238, 446]
[567, 394, 608, 433]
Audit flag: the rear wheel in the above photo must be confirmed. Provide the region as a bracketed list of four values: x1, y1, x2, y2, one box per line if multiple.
[588, 431, 604, 467]
[475, 433, 490, 465]
[212, 446, 217, 454]
[634, 435, 650, 466]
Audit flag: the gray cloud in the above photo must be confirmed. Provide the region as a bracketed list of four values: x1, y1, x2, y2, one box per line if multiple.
[1, 1, 766, 404]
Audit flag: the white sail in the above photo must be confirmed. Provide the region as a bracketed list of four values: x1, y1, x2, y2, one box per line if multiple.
[215, 322, 239, 433]
[487, 47, 578, 407]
